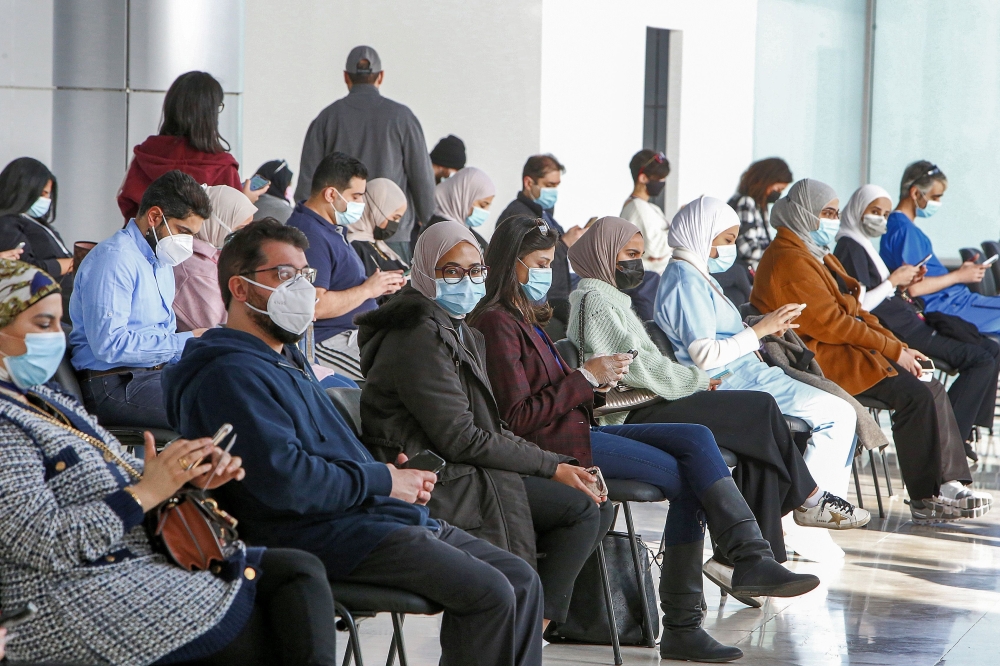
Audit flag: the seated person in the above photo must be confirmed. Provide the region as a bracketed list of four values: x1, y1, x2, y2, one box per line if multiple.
[429, 134, 465, 184]
[835, 184, 1000, 461]
[423, 166, 495, 253]
[470, 216, 818, 662]
[752, 178, 990, 521]
[162, 220, 544, 665]
[0, 261, 336, 665]
[287, 152, 405, 380]
[621, 149, 672, 273]
[566, 216, 851, 578]
[70, 170, 209, 429]
[252, 159, 295, 224]
[347, 177, 409, 277]
[657, 196, 865, 535]
[881, 161, 1000, 333]
[356, 220, 610, 631]
[174, 184, 257, 332]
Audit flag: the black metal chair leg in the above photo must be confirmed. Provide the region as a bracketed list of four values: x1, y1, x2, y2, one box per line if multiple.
[389, 613, 407, 666]
[853, 455, 864, 509]
[869, 449, 885, 519]
[880, 448, 894, 496]
[596, 541, 624, 665]
[336, 602, 365, 666]
[622, 502, 656, 648]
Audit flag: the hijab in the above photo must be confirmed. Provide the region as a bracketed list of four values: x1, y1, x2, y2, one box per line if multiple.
[411, 219, 483, 300]
[434, 167, 495, 224]
[0, 260, 60, 329]
[198, 185, 257, 248]
[667, 195, 741, 275]
[347, 178, 408, 264]
[769, 178, 838, 260]
[837, 184, 892, 281]
[568, 216, 641, 285]
[255, 159, 293, 201]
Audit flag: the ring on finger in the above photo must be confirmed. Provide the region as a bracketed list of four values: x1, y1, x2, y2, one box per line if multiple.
[178, 457, 190, 469]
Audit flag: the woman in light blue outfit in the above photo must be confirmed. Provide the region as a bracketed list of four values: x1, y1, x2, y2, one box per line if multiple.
[654, 195, 861, 517]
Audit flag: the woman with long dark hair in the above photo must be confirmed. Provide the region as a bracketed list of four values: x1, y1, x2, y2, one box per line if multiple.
[117, 71, 265, 220]
[252, 159, 295, 224]
[0, 157, 72, 286]
[469, 216, 819, 663]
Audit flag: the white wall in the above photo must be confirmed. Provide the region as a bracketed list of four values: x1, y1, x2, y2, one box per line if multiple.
[243, 0, 543, 236]
[539, 0, 759, 230]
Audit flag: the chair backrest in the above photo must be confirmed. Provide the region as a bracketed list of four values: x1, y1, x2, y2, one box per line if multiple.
[55, 323, 83, 401]
[642, 320, 678, 363]
[326, 387, 362, 438]
[959, 248, 985, 294]
[553, 339, 580, 369]
[982, 240, 1000, 294]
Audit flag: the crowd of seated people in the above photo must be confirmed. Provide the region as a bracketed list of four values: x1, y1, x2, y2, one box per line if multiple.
[1, 42, 999, 666]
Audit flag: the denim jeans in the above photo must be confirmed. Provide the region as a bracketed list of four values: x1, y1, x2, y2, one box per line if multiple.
[80, 369, 171, 429]
[590, 423, 730, 546]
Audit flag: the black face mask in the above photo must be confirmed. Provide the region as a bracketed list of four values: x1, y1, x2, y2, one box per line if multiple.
[645, 179, 666, 198]
[614, 259, 645, 290]
[373, 219, 400, 240]
[766, 190, 781, 205]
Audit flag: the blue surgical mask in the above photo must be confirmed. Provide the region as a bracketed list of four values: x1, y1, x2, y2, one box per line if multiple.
[466, 206, 489, 228]
[27, 197, 51, 219]
[810, 217, 840, 248]
[1, 331, 66, 389]
[518, 258, 552, 301]
[533, 187, 558, 210]
[917, 198, 942, 218]
[707, 244, 737, 273]
[334, 191, 365, 226]
[435, 276, 486, 317]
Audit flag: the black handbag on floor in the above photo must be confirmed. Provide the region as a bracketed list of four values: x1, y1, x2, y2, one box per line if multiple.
[543, 531, 659, 646]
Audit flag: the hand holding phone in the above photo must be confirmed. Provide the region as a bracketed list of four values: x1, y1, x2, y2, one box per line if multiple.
[983, 254, 999, 267]
[248, 174, 270, 191]
[915, 253, 933, 268]
[185, 423, 234, 471]
[400, 450, 447, 475]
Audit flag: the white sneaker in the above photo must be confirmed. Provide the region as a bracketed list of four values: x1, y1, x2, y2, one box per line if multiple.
[794, 492, 871, 530]
[940, 481, 993, 514]
[782, 513, 845, 563]
[702, 558, 762, 608]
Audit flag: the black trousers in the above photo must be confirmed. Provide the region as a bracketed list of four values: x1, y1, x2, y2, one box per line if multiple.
[899, 328, 1000, 440]
[625, 390, 815, 563]
[181, 549, 338, 666]
[521, 476, 614, 622]
[344, 524, 544, 666]
[80, 369, 172, 429]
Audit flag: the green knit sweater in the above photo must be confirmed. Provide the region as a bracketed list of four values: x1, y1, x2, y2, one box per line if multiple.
[568, 278, 709, 425]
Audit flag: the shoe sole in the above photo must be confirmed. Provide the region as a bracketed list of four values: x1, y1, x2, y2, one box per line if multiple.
[702, 567, 763, 609]
[912, 499, 993, 522]
[733, 575, 820, 599]
[659, 650, 744, 663]
[793, 512, 872, 530]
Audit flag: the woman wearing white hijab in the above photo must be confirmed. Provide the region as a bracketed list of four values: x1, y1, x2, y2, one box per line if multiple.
[835, 185, 1000, 461]
[424, 167, 496, 253]
[655, 196, 867, 539]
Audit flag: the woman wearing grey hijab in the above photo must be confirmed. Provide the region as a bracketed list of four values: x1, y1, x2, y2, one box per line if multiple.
[357, 220, 614, 631]
[568, 217, 822, 611]
[753, 179, 989, 523]
[422, 167, 496, 253]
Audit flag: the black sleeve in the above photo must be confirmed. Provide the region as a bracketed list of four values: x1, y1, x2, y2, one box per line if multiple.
[834, 238, 878, 289]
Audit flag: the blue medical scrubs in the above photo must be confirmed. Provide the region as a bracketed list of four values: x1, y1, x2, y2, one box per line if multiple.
[881, 211, 1000, 334]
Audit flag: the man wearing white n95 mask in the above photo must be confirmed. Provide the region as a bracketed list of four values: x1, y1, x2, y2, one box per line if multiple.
[70, 170, 209, 430]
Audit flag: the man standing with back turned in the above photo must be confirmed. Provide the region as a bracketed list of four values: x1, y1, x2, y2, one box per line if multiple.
[296, 45, 436, 261]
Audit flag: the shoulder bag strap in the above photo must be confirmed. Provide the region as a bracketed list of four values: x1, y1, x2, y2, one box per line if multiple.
[577, 290, 588, 367]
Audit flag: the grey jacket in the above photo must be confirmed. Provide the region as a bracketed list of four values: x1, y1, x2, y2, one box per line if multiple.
[295, 84, 436, 241]
[0, 386, 244, 665]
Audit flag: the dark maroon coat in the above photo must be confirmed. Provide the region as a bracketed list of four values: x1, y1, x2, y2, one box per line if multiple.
[473, 307, 598, 466]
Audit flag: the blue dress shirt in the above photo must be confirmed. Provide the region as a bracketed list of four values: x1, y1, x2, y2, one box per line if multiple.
[69, 220, 193, 371]
[879, 211, 965, 310]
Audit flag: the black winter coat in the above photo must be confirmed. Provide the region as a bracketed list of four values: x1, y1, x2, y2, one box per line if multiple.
[356, 287, 567, 566]
[0, 213, 72, 278]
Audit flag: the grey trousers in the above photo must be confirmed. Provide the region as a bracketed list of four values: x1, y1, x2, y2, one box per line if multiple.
[344, 524, 544, 666]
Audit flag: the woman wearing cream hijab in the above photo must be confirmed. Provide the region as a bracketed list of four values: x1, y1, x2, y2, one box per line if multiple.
[347, 177, 409, 276]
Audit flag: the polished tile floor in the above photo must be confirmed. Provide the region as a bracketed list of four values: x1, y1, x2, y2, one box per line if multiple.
[336, 428, 1000, 665]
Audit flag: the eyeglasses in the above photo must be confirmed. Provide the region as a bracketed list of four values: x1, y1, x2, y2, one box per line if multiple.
[639, 152, 667, 175]
[820, 208, 841, 219]
[435, 264, 489, 284]
[242, 265, 317, 284]
[902, 164, 942, 191]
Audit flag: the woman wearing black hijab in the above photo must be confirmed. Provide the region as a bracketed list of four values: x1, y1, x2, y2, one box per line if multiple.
[252, 159, 295, 223]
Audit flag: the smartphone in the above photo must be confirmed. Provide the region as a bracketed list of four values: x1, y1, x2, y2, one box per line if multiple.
[983, 254, 999, 267]
[185, 423, 234, 471]
[918, 358, 935, 371]
[711, 368, 733, 381]
[15, 242, 25, 250]
[627, 349, 639, 358]
[401, 450, 447, 475]
[0, 602, 37, 629]
[915, 253, 933, 268]
[249, 174, 270, 191]
[585, 466, 609, 498]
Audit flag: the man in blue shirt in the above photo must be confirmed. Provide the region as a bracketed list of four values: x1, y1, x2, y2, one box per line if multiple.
[162, 220, 544, 665]
[880, 161, 997, 332]
[70, 170, 209, 429]
[287, 152, 404, 379]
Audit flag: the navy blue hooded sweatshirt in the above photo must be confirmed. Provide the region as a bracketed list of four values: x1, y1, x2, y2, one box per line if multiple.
[161, 327, 437, 576]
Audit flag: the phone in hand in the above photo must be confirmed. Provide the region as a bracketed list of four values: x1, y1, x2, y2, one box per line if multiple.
[14, 242, 25, 250]
[915, 253, 933, 268]
[585, 466, 609, 498]
[184, 423, 234, 471]
[401, 450, 447, 475]
[626, 349, 639, 358]
[918, 357, 935, 382]
[248, 174, 270, 191]
[711, 368, 733, 381]
[982, 254, 999, 267]
[0, 602, 37, 629]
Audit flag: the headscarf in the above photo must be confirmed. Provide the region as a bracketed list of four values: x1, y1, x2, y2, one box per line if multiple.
[347, 178, 408, 264]
[567, 216, 642, 285]
[410, 219, 483, 299]
[198, 185, 257, 248]
[0, 261, 60, 329]
[667, 196, 741, 275]
[434, 167, 495, 224]
[837, 184, 893, 281]
[255, 159, 293, 200]
[769, 178, 838, 259]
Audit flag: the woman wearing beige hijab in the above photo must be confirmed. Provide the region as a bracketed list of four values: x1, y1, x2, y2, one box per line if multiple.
[423, 166, 496, 253]
[347, 177, 409, 276]
[174, 184, 256, 331]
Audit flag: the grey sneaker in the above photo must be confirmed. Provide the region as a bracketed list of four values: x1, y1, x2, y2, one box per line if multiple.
[794, 492, 871, 530]
[702, 558, 762, 609]
[909, 497, 958, 523]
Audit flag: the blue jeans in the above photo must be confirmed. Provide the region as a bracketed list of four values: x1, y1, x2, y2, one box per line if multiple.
[80, 369, 171, 429]
[591, 423, 731, 546]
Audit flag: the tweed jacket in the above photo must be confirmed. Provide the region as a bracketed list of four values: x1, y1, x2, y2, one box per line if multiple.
[751, 227, 904, 396]
[0, 385, 245, 666]
[472, 307, 598, 467]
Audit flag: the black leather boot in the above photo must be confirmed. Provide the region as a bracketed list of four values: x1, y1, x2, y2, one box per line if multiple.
[702, 477, 820, 599]
[659, 540, 743, 663]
